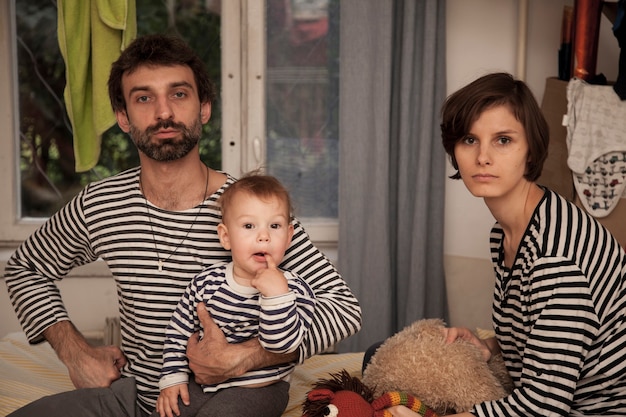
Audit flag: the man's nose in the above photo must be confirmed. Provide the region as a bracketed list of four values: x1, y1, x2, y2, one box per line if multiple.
[155, 96, 174, 121]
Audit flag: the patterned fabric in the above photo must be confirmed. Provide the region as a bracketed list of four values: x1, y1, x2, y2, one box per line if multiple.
[0, 333, 74, 417]
[571, 151, 626, 217]
[371, 391, 439, 417]
[3, 167, 362, 414]
[473, 188, 626, 416]
[566, 78, 626, 217]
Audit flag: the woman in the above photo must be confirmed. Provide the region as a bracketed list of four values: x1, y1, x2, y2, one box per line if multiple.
[391, 73, 626, 416]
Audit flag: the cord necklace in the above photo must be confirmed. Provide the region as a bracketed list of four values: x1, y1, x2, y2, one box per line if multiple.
[140, 165, 209, 272]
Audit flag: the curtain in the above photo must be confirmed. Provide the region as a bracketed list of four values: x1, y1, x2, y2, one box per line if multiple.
[338, 0, 448, 352]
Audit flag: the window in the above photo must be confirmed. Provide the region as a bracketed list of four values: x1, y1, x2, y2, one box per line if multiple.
[0, 0, 339, 245]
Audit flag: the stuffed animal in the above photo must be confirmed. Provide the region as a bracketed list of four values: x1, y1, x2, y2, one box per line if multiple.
[302, 370, 438, 417]
[362, 319, 513, 416]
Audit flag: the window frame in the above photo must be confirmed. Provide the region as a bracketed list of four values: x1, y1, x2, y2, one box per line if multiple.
[0, 0, 338, 247]
[0, 0, 41, 244]
[223, 0, 338, 245]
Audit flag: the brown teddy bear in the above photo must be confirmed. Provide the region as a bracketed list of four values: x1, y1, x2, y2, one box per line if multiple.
[362, 319, 513, 416]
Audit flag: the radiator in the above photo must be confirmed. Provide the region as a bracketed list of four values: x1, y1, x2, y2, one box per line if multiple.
[104, 316, 121, 347]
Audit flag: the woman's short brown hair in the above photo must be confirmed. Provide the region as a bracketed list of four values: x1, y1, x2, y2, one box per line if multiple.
[440, 72, 549, 181]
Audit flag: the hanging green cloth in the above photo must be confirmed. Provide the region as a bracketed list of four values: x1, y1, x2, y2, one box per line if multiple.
[57, 0, 136, 172]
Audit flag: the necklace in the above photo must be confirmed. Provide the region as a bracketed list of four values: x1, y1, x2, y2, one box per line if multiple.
[140, 165, 209, 272]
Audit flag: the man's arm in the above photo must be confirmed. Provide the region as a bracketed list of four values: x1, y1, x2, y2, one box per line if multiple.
[44, 320, 127, 388]
[280, 222, 362, 359]
[187, 303, 297, 385]
[3, 190, 117, 388]
[4, 192, 96, 344]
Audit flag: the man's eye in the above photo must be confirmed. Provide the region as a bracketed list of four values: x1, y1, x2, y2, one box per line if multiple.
[173, 91, 187, 98]
[137, 96, 150, 103]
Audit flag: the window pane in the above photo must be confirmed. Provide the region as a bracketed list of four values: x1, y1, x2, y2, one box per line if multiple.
[16, 0, 222, 218]
[265, 0, 339, 221]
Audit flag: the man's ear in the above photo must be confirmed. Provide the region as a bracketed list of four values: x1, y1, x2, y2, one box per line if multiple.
[200, 102, 212, 124]
[217, 223, 231, 250]
[116, 110, 131, 133]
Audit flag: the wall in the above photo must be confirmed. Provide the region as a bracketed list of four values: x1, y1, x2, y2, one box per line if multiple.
[0, 255, 119, 338]
[444, 0, 620, 330]
[1, 0, 622, 338]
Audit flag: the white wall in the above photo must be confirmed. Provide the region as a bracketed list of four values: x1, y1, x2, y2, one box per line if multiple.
[444, 0, 620, 329]
[0, 256, 118, 338]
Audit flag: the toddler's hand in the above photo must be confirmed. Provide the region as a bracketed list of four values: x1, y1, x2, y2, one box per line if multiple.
[156, 383, 189, 417]
[251, 254, 289, 297]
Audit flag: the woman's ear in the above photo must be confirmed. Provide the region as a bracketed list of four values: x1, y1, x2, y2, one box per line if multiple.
[217, 223, 231, 250]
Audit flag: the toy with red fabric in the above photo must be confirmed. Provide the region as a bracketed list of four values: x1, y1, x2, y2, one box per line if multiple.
[301, 370, 438, 417]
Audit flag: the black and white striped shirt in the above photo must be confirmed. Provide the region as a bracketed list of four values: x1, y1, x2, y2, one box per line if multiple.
[4, 167, 362, 413]
[474, 189, 626, 416]
[160, 262, 316, 392]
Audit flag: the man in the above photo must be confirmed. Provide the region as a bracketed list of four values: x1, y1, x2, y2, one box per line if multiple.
[4, 34, 361, 417]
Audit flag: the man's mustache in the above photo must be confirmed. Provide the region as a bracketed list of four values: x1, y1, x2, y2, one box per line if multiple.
[145, 119, 187, 135]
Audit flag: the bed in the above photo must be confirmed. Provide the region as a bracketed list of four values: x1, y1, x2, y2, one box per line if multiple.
[0, 332, 364, 417]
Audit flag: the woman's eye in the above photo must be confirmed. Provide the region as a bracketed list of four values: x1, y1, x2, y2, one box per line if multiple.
[462, 136, 476, 145]
[497, 136, 511, 145]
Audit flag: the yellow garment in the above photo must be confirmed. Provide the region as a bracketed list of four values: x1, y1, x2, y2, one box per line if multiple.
[57, 0, 136, 172]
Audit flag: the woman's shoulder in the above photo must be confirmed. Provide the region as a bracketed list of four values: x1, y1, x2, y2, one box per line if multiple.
[538, 187, 624, 259]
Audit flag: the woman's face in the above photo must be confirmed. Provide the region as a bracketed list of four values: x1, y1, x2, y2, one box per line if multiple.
[453, 105, 531, 200]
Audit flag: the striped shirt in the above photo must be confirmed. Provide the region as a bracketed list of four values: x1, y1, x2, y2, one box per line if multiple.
[3, 167, 362, 413]
[160, 262, 316, 392]
[473, 189, 626, 417]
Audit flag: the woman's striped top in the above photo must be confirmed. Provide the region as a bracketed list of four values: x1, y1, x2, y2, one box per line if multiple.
[3, 167, 362, 413]
[473, 188, 626, 416]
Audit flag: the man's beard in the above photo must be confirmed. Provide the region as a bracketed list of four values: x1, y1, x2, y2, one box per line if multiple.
[130, 117, 202, 162]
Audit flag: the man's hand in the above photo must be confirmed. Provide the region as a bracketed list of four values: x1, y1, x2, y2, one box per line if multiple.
[186, 303, 257, 385]
[44, 321, 127, 388]
[187, 303, 299, 385]
[67, 344, 127, 388]
[251, 253, 289, 297]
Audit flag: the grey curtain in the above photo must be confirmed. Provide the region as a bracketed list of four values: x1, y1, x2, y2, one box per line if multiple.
[338, 0, 448, 352]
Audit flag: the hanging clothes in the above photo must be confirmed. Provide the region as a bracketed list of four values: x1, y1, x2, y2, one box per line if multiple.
[566, 77, 626, 217]
[57, 0, 136, 172]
